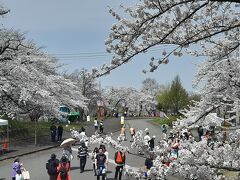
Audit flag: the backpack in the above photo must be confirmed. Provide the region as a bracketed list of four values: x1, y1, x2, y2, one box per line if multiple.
[47, 160, 57, 175]
[59, 164, 67, 179]
[115, 151, 124, 164]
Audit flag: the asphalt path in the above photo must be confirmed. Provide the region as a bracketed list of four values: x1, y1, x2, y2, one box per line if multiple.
[0, 118, 180, 180]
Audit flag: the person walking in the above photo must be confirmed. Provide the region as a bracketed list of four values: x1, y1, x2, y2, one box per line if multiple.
[170, 139, 180, 159]
[148, 136, 155, 151]
[63, 145, 73, 167]
[46, 153, 59, 180]
[143, 132, 151, 149]
[162, 124, 167, 138]
[12, 158, 21, 180]
[95, 147, 107, 180]
[197, 126, 204, 141]
[57, 124, 63, 142]
[94, 118, 98, 132]
[99, 121, 104, 134]
[57, 156, 71, 180]
[79, 127, 86, 136]
[144, 154, 154, 178]
[114, 149, 125, 180]
[77, 142, 88, 173]
[129, 127, 135, 142]
[120, 125, 126, 141]
[50, 123, 57, 142]
[102, 145, 109, 179]
[91, 147, 99, 176]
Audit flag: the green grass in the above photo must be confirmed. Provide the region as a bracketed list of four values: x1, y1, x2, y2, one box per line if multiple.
[151, 116, 178, 127]
[0, 120, 89, 142]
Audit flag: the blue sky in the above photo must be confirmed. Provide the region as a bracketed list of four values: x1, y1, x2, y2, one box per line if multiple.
[1, 0, 202, 92]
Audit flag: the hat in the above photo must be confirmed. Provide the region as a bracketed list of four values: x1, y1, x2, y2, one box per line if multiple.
[61, 156, 67, 163]
[51, 153, 56, 159]
[153, 136, 156, 138]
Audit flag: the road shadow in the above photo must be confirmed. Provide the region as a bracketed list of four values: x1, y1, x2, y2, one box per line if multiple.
[83, 169, 93, 172]
[70, 166, 80, 171]
[70, 167, 93, 173]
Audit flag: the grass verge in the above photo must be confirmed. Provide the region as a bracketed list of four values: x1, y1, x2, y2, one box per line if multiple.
[151, 116, 178, 127]
[0, 120, 90, 143]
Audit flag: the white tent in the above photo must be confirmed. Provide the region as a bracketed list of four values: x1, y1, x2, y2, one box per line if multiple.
[0, 119, 8, 126]
[0, 119, 9, 151]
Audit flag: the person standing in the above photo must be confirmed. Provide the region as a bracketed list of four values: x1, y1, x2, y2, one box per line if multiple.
[57, 124, 63, 142]
[95, 147, 107, 180]
[46, 153, 59, 180]
[114, 149, 125, 180]
[12, 158, 21, 180]
[57, 156, 71, 180]
[94, 118, 98, 132]
[50, 124, 57, 142]
[77, 142, 88, 173]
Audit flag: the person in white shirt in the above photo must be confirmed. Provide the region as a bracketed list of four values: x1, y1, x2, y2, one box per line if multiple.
[144, 132, 151, 145]
[143, 132, 151, 153]
[94, 118, 98, 132]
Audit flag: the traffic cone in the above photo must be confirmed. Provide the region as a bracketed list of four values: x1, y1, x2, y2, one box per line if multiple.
[2, 138, 9, 151]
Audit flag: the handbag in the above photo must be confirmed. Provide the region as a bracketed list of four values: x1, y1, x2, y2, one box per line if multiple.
[21, 169, 30, 180]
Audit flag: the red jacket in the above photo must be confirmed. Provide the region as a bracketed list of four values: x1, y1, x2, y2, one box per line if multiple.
[57, 162, 71, 180]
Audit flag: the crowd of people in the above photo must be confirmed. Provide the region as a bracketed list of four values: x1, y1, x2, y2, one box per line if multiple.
[44, 142, 126, 180]
[10, 117, 219, 180]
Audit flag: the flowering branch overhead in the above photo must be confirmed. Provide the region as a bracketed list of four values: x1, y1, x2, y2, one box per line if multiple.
[91, 0, 240, 77]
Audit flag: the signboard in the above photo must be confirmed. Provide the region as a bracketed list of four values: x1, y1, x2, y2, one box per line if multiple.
[87, 115, 90, 122]
[121, 116, 125, 125]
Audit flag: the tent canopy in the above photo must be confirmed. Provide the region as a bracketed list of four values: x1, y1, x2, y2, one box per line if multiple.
[0, 119, 8, 126]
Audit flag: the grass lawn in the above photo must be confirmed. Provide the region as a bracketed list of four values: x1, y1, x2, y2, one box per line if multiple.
[151, 116, 178, 127]
[0, 120, 90, 143]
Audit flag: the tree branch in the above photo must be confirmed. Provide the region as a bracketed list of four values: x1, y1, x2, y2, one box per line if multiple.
[210, 0, 240, 3]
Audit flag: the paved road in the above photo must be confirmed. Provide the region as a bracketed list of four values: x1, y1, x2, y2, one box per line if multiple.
[0, 118, 180, 180]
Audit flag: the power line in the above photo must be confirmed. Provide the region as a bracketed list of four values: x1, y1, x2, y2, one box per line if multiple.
[18, 46, 177, 61]
[49, 46, 175, 57]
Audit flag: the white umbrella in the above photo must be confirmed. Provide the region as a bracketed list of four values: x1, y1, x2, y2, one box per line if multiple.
[60, 138, 76, 147]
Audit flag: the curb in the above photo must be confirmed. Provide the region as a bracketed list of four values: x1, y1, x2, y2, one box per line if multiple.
[0, 118, 148, 162]
[0, 145, 59, 162]
[0, 129, 121, 162]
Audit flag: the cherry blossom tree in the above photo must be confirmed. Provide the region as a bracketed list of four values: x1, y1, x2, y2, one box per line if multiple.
[175, 54, 240, 127]
[0, 7, 87, 119]
[64, 68, 100, 119]
[102, 87, 156, 116]
[141, 78, 160, 96]
[90, 0, 240, 77]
